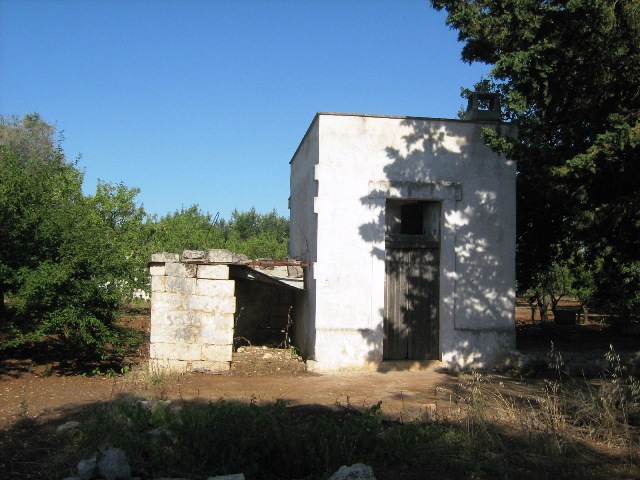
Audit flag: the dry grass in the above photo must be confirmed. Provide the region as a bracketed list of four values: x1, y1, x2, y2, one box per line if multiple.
[439, 346, 640, 479]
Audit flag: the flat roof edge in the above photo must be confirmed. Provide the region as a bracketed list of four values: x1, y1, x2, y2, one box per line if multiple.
[289, 112, 510, 164]
[290, 113, 320, 165]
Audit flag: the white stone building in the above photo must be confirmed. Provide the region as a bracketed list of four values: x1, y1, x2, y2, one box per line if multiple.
[289, 95, 517, 371]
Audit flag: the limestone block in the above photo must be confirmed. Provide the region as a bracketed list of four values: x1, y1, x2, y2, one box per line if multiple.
[151, 292, 183, 310]
[196, 279, 235, 297]
[151, 252, 180, 263]
[150, 343, 202, 361]
[197, 264, 230, 280]
[202, 344, 233, 362]
[150, 274, 166, 292]
[206, 249, 235, 263]
[165, 262, 197, 278]
[204, 249, 251, 264]
[201, 324, 233, 345]
[192, 360, 231, 373]
[148, 358, 192, 373]
[214, 296, 236, 314]
[151, 310, 197, 328]
[150, 306, 174, 327]
[149, 263, 166, 276]
[166, 276, 197, 294]
[150, 322, 201, 343]
[199, 313, 235, 330]
[183, 295, 217, 312]
[181, 250, 207, 262]
[184, 296, 236, 314]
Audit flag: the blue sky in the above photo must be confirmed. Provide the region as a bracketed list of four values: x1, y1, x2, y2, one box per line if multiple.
[1, 0, 489, 220]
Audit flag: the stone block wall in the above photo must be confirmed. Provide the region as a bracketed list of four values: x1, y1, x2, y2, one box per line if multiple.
[149, 252, 236, 372]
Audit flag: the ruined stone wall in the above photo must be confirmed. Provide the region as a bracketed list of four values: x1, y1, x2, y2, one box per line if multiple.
[149, 253, 235, 372]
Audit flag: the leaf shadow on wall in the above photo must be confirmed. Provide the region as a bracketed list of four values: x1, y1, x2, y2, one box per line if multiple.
[357, 118, 515, 370]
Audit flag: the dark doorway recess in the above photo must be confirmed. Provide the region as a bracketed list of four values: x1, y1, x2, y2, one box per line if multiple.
[384, 200, 440, 360]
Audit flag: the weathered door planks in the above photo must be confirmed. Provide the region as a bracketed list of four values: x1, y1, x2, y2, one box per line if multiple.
[384, 245, 439, 360]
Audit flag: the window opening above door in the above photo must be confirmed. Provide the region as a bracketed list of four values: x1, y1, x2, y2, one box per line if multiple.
[386, 200, 440, 243]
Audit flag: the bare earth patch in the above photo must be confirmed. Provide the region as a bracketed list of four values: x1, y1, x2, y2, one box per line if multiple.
[229, 346, 309, 377]
[1, 304, 638, 479]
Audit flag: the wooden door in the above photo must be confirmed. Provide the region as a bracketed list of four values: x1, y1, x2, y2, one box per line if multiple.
[383, 200, 440, 361]
[384, 245, 439, 360]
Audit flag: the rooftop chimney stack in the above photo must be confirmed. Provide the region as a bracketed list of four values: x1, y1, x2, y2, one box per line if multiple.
[463, 92, 502, 122]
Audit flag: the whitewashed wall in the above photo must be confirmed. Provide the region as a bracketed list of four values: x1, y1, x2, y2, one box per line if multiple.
[289, 113, 517, 370]
[288, 119, 320, 359]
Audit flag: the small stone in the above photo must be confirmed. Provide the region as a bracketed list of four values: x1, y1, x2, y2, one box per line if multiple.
[287, 265, 303, 278]
[263, 353, 273, 360]
[206, 474, 246, 480]
[148, 427, 173, 437]
[77, 453, 97, 480]
[98, 447, 131, 480]
[57, 421, 80, 434]
[328, 463, 376, 480]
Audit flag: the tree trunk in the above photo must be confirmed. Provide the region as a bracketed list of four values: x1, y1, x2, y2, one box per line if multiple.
[527, 297, 537, 322]
[537, 295, 551, 323]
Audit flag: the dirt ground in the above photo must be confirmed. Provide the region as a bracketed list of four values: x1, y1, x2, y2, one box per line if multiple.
[1, 302, 638, 430]
[0, 345, 468, 431]
[0, 303, 638, 479]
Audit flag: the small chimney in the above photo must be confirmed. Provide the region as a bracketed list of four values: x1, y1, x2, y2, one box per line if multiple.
[463, 92, 502, 121]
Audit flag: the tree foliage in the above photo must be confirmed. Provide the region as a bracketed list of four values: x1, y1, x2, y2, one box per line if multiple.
[432, 0, 640, 322]
[150, 206, 289, 260]
[1, 113, 289, 360]
[0, 114, 142, 358]
[83, 181, 154, 297]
